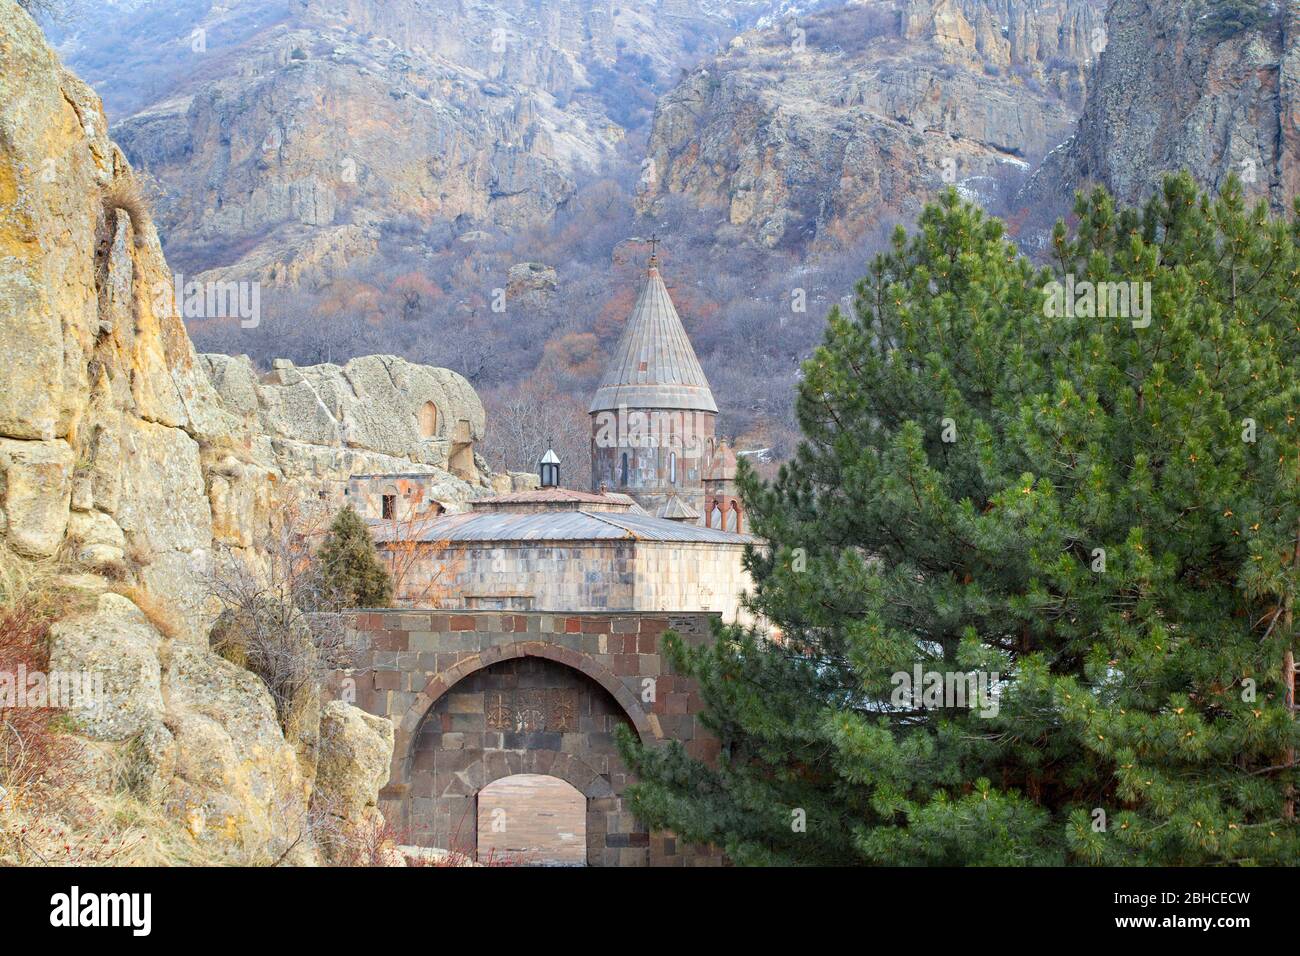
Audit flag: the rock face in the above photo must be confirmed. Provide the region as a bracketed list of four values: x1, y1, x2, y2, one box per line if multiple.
[55, 0, 828, 287]
[506, 261, 559, 309]
[0, 0, 457, 864]
[204, 353, 485, 471]
[1026, 0, 1300, 216]
[49, 594, 166, 743]
[314, 700, 400, 865]
[638, 0, 1104, 249]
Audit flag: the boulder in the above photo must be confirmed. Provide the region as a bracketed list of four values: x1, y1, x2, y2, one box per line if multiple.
[48, 592, 165, 741]
[66, 509, 127, 568]
[163, 644, 318, 865]
[313, 700, 400, 865]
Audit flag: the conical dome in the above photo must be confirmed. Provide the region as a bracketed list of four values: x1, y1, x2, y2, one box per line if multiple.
[588, 266, 718, 414]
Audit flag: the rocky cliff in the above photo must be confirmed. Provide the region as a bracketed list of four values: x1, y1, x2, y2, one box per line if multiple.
[0, 0, 493, 864]
[637, 0, 1105, 249]
[1025, 0, 1300, 216]
[56, 0, 834, 288]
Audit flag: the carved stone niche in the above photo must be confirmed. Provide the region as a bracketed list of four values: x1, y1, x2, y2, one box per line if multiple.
[484, 688, 579, 733]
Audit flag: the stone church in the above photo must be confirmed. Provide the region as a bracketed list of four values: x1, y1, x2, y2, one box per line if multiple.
[366, 256, 755, 622]
[589, 255, 744, 532]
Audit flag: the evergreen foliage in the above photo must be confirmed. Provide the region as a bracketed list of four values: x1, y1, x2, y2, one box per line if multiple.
[319, 505, 393, 609]
[1202, 0, 1270, 38]
[618, 176, 1300, 865]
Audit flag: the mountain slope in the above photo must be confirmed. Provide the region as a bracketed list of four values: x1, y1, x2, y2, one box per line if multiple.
[58, 0, 836, 287]
[1025, 0, 1300, 216]
[637, 0, 1105, 250]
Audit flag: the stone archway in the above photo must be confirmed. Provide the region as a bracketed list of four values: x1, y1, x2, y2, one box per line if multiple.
[399, 651, 654, 865]
[349, 611, 726, 866]
[465, 757, 612, 866]
[397, 640, 659, 747]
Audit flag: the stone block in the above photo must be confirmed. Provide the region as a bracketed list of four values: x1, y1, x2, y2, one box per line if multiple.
[449, 691, 486, 712]
[408, 631, 441, 652]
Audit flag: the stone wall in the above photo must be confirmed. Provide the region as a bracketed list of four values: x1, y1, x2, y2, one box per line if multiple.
[635, 542, 752, 622]
[590, 407, 717, 518]
[348, 470, 539, 520]
[340, 610, 725, 866]
[383, 540, 751, 622]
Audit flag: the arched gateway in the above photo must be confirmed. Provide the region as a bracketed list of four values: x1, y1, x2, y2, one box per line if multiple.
[341, 611, 724, 866]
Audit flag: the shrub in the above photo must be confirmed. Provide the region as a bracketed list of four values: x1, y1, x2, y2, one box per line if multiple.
[319, 506, 392, 609]
[1201, 0, 1271, 38]
[209, 597, 318, 730]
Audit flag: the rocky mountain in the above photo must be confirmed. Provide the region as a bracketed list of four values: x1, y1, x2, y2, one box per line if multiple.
[637, 0, 1105, 250]
[55, 0, 838, 288]
[0, 0, 517, 864]
[1026, 0, 1300, 217]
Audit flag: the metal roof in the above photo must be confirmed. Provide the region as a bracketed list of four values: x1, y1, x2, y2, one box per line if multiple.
[656, 496, 701, 520]
[588, 267, 719, 414]
[369, 508, 752, 545]
[474, 488, 638, 506]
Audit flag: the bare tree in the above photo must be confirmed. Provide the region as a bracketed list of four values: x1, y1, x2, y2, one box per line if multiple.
[376, 504, 462, 608]
[17, 0, 80, 23]
[205, 494, 354, 727]
[480, 377, 591, 481]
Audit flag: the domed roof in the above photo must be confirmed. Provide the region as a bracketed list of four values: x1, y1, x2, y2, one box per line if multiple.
[589, 266, 718, 414]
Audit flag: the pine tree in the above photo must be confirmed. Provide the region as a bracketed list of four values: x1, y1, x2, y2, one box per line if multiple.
[1202, 0, 1269, 39]
[319, 505, 392, 609]
[618, 176, 1300, 865]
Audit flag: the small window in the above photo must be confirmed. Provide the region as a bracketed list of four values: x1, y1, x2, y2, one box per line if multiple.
[381, 494, 396, 520]
[669, 451, 677, 484]
[620, 452, 629, 486]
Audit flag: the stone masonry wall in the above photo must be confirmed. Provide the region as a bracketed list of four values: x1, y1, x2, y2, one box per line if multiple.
[384, 540, 751, 622]
[340, 609, 725, 866]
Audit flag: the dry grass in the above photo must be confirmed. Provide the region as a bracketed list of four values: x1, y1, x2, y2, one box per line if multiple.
[0, 546, 63, 617]
[109, 584, 184, 642]
[0, 547, 212, 865]
[0, 546, 146, 865]
[102, 179, 152, 248]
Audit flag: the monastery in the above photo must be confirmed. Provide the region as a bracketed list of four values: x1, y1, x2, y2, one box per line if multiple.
[360, 255, 755, 622]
